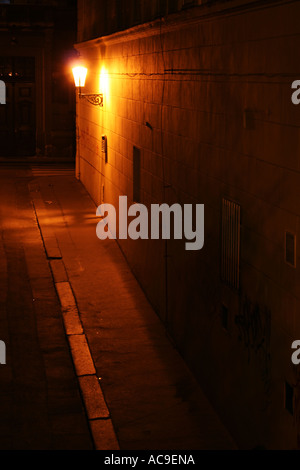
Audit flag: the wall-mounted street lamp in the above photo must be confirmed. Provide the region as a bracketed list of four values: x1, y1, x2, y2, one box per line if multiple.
[72, 66, 103, 107]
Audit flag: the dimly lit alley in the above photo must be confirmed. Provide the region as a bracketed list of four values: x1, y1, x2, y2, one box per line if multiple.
[1, 0, 300, 454]
[0, 164, 236, 450]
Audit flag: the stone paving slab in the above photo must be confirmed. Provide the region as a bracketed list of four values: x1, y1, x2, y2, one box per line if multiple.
[68, 334, 96, 377]
[90, 419, 120, 451]
[79, 375, 110, 420]
[55, 281, 83, 336]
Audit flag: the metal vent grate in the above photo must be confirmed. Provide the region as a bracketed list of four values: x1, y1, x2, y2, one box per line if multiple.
[221, 198, 241, 289]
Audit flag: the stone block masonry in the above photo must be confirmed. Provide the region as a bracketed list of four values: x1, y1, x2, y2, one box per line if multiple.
[75, 1, 300, 449]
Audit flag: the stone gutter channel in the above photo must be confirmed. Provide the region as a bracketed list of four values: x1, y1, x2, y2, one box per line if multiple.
[28, 182, 120, 451]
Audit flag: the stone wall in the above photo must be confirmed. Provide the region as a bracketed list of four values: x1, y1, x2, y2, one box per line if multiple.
[75, 0, 300, 449]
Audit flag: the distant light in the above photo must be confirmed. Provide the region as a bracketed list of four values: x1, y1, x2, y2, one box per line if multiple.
[72, 66, 88, 88]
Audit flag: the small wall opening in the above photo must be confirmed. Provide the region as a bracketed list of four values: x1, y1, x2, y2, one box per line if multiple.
[133, 146, 141, 203]
[285, 381, 294, 415]
[221, 304, 228, 331]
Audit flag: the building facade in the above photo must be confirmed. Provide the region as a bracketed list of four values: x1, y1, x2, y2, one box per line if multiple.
[0, 0, 77, 159]
[75, 0, 300, 449]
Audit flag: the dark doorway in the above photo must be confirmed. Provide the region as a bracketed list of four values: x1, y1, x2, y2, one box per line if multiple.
[0, 57, 36, 157]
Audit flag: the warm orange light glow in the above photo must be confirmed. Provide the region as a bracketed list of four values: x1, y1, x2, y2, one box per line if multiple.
[72, 66, 88, 88]
[99, 66, 109, 98]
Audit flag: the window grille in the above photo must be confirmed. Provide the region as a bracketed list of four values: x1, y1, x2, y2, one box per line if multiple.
[221, 198, 241, 289]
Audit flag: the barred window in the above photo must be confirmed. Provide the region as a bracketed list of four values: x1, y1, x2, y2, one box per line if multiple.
[221, 198, 241, 289]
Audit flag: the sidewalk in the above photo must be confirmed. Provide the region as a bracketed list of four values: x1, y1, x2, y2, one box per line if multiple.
[0, 167, 93, 450]
[0, 165, 237, 450]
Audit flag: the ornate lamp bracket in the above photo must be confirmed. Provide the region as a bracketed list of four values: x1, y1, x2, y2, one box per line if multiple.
[80, 93, 103, 107]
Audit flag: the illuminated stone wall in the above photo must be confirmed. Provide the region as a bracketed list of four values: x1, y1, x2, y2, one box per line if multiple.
[76, 1, 300, 449]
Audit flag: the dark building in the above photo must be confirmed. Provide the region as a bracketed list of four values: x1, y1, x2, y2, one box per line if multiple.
[74, 0, 300, 449]
[0, 0, 77, 159]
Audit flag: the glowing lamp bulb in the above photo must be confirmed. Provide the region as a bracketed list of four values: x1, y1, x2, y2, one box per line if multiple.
[72, 66, 88, 88]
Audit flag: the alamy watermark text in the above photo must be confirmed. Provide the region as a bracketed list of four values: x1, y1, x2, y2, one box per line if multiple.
[0, 80, 6, 105]
[96, 196, 204, 251]
[0, 341, 6, 365]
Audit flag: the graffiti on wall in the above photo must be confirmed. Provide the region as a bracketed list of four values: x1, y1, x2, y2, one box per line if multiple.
[235, 297, 272, 406]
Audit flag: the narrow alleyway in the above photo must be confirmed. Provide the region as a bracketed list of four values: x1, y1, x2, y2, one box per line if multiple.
[0, 164, 236, 450]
